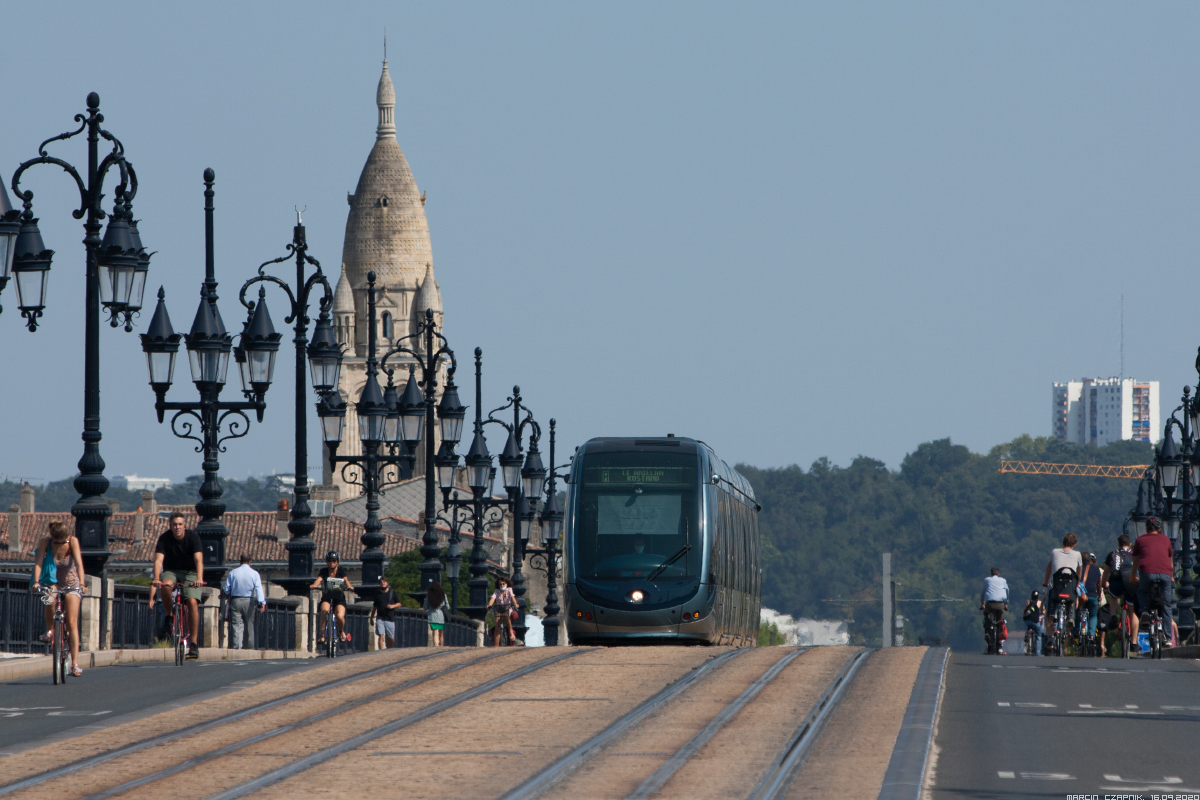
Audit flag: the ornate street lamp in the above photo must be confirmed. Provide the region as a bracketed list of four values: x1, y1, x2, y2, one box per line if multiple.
[139, 169, 274, 589]
[321, 272, 464, 598]
[6, 92, 151, 579]
[527, 419, 568, 646]
[235, 216, 338, 592]
[482, 385, 542, 642]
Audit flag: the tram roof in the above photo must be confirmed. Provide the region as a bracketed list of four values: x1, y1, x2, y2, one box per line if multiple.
[578, 436, 756, 502]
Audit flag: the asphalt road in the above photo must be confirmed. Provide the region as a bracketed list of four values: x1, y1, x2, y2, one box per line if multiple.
[931, 651, 1200, 798]
[0, 655, 334, 753]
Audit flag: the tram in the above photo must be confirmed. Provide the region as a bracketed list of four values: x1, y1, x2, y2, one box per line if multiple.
[563, 435, 761, 646]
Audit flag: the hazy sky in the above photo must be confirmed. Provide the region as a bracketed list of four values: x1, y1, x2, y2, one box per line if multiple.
[3, 3, 1200, 486]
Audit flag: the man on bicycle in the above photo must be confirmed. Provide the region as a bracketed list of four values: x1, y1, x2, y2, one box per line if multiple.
[1042, 532, 1082, 640]
[151, 512, 204, 660]
[1131, 517, 1179, 647]
[979, 567, 1009, 651]
[1101, 532, 1138, 651]
[1022, 590, 1044, 656]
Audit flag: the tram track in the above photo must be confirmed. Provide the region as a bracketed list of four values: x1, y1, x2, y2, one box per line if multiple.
[78, 649, 514, 800]
[203, 648, 588, 800]
[0, 648, 463, 797]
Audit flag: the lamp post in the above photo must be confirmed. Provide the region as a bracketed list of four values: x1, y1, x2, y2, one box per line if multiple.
[6, 93, 151, 576]
[318, 271, 463, 599]
[237, 213, 338, 594]
[437, 492, 472, 615]
[478, 387, 543, 642]
[439, 348, 510, 623]
[139, 169, 277, 588]
[526, 418, 567, 646]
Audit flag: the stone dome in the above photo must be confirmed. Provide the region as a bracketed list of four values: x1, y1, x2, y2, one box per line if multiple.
[413, 263, 441, 316]
[340, 61, 433, 298]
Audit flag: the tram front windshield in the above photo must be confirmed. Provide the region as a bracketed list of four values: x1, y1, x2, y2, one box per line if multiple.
[575, 451, 699, 581]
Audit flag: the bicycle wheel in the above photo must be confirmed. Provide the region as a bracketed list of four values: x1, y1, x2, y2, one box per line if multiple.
[1121, 609, 1130, 659]
[59, 613, 69, 682]
[326, 615, 336, 659]
[174, 606, 185, 666]
[52, 612, 63, 685]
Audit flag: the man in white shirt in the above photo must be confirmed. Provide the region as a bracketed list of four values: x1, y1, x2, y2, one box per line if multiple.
[223, 554, 266, 650]
[980, 568, 1009, 651]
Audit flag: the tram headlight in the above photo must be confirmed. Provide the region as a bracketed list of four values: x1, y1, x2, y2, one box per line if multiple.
[629, 589, 645, 604]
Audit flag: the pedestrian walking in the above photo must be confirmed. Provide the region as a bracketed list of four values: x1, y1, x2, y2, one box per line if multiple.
[374, 576, 402, 649]
[423, 581, 450, 647]
[223, 554, 265, 650]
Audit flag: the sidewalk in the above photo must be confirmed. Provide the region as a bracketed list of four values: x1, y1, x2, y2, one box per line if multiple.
[0, 647, 315, 682]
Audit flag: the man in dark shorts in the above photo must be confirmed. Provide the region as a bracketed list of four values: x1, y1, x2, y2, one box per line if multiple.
[374, 576, 402, 649]
[1131, 517, 1179, 646]
[1101, 533, 1138, 648]
[151, 511, 204, 660]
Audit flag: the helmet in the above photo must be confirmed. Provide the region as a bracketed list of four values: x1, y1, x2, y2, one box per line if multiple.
[325, 550, 340, 561]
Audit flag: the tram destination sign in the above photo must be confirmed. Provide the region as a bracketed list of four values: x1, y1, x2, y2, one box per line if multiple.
[586, 467, 690, 485]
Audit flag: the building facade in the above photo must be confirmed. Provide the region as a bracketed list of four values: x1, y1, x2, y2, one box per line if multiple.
[326, 58, 447, 498]
[1052, 378, 1159, 446]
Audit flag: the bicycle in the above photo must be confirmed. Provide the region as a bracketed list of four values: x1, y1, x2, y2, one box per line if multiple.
[488, 609, 512, 647]
[1024, 626, 1039, 655]
[37, 586, 82, 684]
[1142, 581, 1170, 659]
[159, 580, 203, 665]
[323, 606, 338, 659]
[983, 610, 1001, 655]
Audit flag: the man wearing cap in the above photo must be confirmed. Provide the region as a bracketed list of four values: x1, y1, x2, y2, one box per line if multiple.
[223, 553, 266, 650]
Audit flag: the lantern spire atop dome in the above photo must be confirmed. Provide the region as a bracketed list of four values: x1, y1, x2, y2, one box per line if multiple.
[376, 52, 396, 141]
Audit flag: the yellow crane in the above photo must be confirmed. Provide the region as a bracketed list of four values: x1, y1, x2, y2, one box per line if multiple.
[997, 460, 1150, 479]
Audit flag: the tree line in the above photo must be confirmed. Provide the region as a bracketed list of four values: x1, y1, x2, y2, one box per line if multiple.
[739, 435, 1153, 651]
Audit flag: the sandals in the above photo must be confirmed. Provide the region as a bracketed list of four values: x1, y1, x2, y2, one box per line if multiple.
[71, 664, 83, 677]
[39, 631, 53, 644]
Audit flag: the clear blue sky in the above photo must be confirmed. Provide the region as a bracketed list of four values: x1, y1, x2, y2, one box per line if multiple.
[3, 3, 1199, 485]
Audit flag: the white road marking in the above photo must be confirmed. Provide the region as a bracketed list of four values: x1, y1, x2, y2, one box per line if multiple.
[1104, 775, 1181, 784]
[0, 707, 63, 711]
[0, 713, 23, 718]
[1020, 772, 1074, 780]
[1162, 705, 1200, 710]
[1015, 702, 1056, 708]
[997, 771, 1015, 779]
[997, 702, 1010, 706]
[46, 710, 111, 716]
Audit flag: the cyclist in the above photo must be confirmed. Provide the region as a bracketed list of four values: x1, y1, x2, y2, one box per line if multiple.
[151, 511, 204, 660]
[1131, 517, 1179, 648]
[979, 567, 1009, 652]
[1079, 552, 1101, 653]
[1101, 533, 1137, 653]
[486, 575, 518, 646]
[31, 520, 86, 677]
[1042, 532, 1082, 645]
[1022, 590, 1044, 656]
[310, 551, 354, 646]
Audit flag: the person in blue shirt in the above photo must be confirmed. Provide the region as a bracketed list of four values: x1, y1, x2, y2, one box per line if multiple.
[223, 554, 266, 650]
[980, 567, 1010, 651]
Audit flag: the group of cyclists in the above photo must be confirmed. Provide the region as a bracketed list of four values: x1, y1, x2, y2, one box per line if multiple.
[28, 509, 529, 674]
[981, 520, 1179, 657]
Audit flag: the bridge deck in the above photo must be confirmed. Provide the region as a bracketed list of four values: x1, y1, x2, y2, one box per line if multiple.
[0, 645, 940, 800]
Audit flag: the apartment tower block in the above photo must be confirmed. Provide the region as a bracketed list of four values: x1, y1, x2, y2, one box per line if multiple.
[1052, 378, 1159, 446]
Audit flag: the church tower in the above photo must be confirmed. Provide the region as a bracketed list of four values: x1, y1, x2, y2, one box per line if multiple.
[327, 56, 446, 496]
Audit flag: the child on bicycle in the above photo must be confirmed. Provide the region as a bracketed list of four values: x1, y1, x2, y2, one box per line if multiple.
[311, 551, 354, 645]
[1022, 591, 1043, 657]
[31, 520, 86, 677]
[487, 575, 518, 646]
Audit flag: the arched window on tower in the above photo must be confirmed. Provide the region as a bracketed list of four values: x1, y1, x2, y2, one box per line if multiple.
[381, 311, 393, 341]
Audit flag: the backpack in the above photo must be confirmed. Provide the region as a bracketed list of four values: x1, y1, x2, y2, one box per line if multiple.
[1022, 602, 1041, 624]
[1111, 549, 1133, 586]
[1096, 605, 1116, 633]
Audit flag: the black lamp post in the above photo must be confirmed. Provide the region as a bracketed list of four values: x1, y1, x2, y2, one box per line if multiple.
[5, 93, 151, 576]
[437, 492, 473, 615]
[439, 348, 511, 624]
[526, 418, 567, 646]
[139, 169, 277, 588]
[318, 271, 463, 599]
[237, 213, 338, 594]
[476, 387, 543, 642]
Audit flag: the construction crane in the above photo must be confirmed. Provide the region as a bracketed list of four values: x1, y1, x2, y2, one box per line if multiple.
[997, 460, 1150, 479]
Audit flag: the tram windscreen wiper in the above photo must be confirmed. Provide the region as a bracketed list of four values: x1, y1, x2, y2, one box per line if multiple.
[646, 544, 691, 582]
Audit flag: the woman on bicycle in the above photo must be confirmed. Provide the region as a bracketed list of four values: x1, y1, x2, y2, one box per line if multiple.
[31, 521, 86, 676]
[487, 575, 518, 646]
[423, 581, 450, 646]
[310, 551, 354, 645]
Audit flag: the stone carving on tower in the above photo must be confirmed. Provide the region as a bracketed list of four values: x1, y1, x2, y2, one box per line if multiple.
[326, 57, 446, 498]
